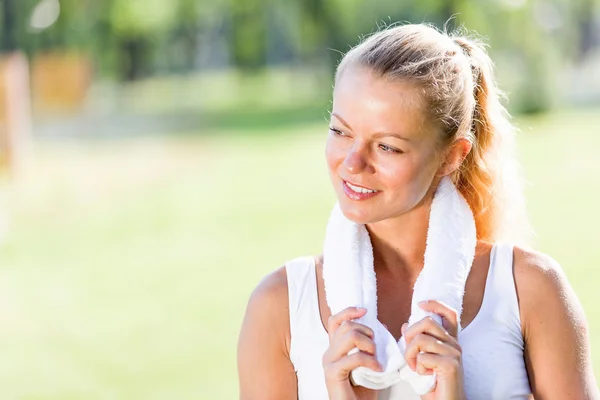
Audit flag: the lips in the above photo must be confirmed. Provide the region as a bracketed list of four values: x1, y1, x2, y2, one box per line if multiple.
[343, 179, 376, 192]
[342, 180, 381, 201]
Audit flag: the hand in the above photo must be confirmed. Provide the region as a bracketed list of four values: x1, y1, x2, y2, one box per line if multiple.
[402, 300, 466, 400]
[322, 306, 383, 400]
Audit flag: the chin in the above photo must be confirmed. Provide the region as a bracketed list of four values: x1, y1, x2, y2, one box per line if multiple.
[337, 201, 380, 225]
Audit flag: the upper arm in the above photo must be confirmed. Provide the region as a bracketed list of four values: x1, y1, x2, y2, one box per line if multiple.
[514, 247, 599, 399]
[237, 266, 298, 400]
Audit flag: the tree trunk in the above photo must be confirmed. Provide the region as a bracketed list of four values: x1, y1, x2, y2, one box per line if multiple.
[1, 0, 18, 52]
[577, 0, 598, 60]
[119, 37, 149, 81]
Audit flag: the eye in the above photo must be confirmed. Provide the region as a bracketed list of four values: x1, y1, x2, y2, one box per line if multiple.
[379, 143, 403, 154]
[329, 127, 346, 137]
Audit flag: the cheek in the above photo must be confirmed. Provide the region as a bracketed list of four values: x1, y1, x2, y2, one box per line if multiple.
[325, 136, 344, 171]
[378, 155, 438, 197]
[377, 157, 419, 187]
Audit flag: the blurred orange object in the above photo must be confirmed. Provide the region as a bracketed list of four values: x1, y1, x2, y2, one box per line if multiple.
[31, 51, 92, 115]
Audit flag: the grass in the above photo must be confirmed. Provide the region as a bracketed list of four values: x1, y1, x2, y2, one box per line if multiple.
[0, 106, 599, 399]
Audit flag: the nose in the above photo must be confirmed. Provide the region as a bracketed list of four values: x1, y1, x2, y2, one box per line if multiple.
[343, 143, 369, 174]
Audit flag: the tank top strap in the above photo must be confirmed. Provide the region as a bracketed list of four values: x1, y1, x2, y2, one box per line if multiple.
[285, 255, 319, 369]
[486, 242, 524, 344]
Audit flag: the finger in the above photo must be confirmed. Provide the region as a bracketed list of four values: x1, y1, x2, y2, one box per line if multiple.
[404, 333, 461, 371]
[403, 316, 461, 356]
[335, 319, 374, 341]
[403, 316, 453, 346]
[418, 300, 459, 338]
[325, 351, 383, 382]
[327, 307, 367, 337]
[401, 322, 408, 335]
[328, 328, 377, 361]
[415, 352, 462, 377]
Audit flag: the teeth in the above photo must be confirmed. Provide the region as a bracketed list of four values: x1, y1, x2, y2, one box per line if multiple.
[346, 181, 376, 194]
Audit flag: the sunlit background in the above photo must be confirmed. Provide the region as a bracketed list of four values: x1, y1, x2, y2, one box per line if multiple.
[0, 0, 599, 398]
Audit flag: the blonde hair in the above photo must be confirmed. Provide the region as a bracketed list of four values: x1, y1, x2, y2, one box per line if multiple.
[335, 23, 532, 245]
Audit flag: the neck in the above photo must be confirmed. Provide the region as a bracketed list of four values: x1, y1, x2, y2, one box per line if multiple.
[366, 196, 432, 278]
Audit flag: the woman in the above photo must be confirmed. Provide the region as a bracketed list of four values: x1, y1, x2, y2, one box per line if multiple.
[237, 23, 598, 399]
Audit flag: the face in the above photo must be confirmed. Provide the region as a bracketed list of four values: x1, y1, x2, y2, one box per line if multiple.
[325, 66, 443, 225]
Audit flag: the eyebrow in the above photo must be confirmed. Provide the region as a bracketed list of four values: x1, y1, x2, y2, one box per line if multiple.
[330, 112, 410, 142]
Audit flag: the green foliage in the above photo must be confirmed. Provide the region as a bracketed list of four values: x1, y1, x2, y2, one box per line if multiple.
[110, 0, 178, 37]
[1, 0, 598, 111]
[230, 0, 267, 69]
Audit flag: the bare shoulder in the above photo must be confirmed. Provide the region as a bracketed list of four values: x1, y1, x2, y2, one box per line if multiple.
[249, 265, 289, 308]
[243, 265, 290, 342]
[513, 244, 564, 278]
[237, 264, 298, 400]
[513, 246, 567, 291]
[244, 255, 320, 337]
[512, 245, 570, 311]
[511, 245, 598, 397]
[512, 245, 573, 327]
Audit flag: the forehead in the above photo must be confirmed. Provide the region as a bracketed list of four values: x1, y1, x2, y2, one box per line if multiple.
[332, 66, 433, 140]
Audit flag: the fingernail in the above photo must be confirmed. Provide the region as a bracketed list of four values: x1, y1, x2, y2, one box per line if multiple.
[357, 307, 367, 312]
[418, 300, 428, 306]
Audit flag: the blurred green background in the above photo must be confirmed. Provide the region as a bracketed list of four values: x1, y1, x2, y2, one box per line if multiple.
[0, 0, 599, 399]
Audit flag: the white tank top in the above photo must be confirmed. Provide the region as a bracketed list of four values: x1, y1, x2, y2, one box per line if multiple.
[286, 242, 532, 399]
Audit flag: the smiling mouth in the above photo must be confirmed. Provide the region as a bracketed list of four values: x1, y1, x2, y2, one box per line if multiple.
[343, 180, 378, 194]
[341, 180, 381, 201]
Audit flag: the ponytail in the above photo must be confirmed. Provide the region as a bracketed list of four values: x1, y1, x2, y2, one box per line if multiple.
[452, 36, 532, 244]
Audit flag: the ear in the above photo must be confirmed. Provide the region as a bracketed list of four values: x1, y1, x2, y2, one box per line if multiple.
[436, 138, 472, 177]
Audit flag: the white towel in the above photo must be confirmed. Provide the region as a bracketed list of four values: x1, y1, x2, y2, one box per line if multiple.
[322, 176, 477, 394]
